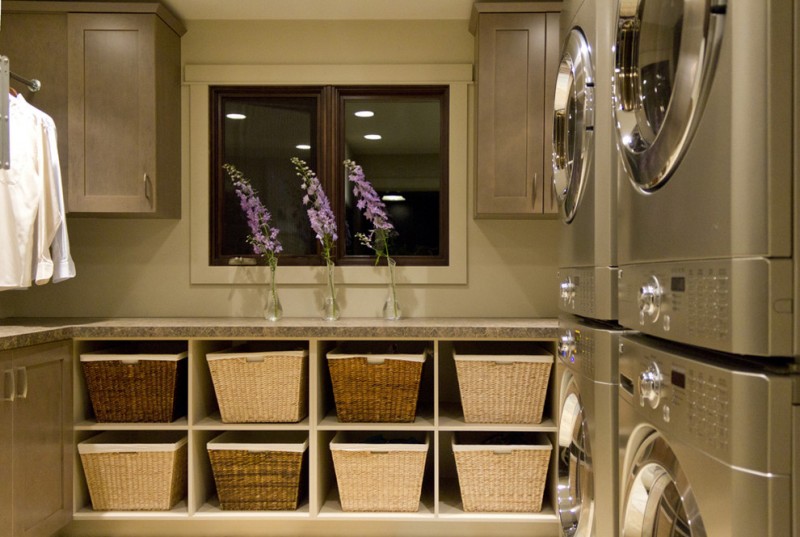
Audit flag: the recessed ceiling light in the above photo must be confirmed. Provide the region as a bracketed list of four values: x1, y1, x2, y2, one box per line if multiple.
[295, 144, 311, 150]
[364, 134, 382, 140]
[354, 110, 375, 118]
[226, 113, 246, 120]
[381, 194, 406, 202]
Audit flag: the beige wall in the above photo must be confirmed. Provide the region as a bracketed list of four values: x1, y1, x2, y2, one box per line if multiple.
[3, 19, 559, 319]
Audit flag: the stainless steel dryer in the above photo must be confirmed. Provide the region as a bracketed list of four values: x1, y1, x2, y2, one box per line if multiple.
[557, 315, 631, 536]
[618, 334, 795, 537]
[554, 0, 618, 322]
[612, 0, 794, 357]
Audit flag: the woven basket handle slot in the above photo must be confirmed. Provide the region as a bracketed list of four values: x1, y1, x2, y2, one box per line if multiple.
[120, 359, 140, 365]
[245, 357, 265, 363]
[366, 357, 386, 365]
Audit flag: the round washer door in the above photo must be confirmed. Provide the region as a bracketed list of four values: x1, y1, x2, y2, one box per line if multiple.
[621, 430, 706, 537]
[613, 0, 726, 192]
[557, 374, 594, 536]
[552, 27, 594, 223]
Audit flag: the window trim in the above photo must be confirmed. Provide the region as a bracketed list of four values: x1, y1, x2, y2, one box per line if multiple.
[187, 63, 471, 286]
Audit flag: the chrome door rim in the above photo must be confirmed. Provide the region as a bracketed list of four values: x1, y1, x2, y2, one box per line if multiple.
[552, 27, 594, 223]
[557, 377, 594, 536]
[621, 430, 706, 537]
[613, 0, 726, 192]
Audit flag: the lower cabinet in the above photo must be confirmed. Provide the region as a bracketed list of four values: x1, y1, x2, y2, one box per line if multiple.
[0, 341, 72, 537]
[69, 337, 558, 536]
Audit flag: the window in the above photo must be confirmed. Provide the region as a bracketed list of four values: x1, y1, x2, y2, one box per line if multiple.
[210, 85, 449, 267]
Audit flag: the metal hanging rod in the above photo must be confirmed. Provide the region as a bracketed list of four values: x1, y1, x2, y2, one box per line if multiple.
[10, 71, 41, 92]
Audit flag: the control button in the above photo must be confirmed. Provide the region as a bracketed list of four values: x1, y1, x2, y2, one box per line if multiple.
[662, 404, 670, 423]
[558, 331, 576, 362]
[638, 276, 662, 322]
[639, 362, 662, 409]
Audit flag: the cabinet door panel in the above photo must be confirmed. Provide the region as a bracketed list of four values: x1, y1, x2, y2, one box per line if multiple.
[12, 341, 71, 537]
[0, 352, 12, 537]
[476, 13, 547, 217]
[68, 14, 155, 213]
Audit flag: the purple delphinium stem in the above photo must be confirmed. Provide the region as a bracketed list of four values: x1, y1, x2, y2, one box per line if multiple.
[222, 163, 282, 268]
[344, 159, 394, 262]
[292, 157, 338, 264]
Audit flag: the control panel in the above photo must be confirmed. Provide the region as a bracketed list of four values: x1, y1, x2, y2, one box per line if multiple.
[617, 258, 792, 356]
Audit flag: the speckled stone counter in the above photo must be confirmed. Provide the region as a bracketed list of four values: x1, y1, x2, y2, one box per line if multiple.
[0, 317, 559, 350]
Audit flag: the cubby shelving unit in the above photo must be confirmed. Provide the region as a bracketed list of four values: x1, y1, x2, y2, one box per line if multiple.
[70, 335, 559, 531]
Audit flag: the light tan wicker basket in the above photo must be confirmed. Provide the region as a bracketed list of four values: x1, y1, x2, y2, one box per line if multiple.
[79, 431, 187, 511]
[80, 343, 188, 423]
[207, 346, 308, 423]
[454, 342, 552, 424]
[208, 431, 308, 511]
[452, 432, 551, 513]
[330, 431, 429, 512]
[327, 343, 427, 423]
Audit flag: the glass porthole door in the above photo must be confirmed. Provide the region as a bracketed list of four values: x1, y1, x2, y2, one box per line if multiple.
[613, 0, 726, 192]
[552, 28, 594, 223]
[621, 431, 707, 537]
[557, 377, 594, 536]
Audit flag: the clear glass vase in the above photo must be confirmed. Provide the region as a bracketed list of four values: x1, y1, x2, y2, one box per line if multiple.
[265, 262, 283, 321]
[382, 257, 402, 320]
[322, 260, 340, 321]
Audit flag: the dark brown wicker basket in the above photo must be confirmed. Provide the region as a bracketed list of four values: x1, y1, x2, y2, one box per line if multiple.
[208, 432, 307, 511]
[327, 347, 427, 423]
[81, 348, 187, 423]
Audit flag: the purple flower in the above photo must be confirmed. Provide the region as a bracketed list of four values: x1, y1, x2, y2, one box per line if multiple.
[344, 159, 396, 262]
[292, 157, 338, 263]
[223, 164, 282, 266]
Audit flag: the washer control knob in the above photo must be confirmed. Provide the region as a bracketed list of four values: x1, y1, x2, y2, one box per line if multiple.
[560, 277, 577, 305]
[558, 331, 576, 362]
[638, 276, 662, 322]
[639, 363, 662, 409]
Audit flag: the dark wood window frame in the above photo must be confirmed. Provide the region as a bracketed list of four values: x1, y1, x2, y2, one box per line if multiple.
[210, 84, 450, 267]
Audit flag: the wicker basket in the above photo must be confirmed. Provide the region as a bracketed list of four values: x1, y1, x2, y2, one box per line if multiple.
[454, 342, 552, 424]
[207, 345, 308, 423]
[452, 432, 551, 513]
[330, 431, 429, 512]
[80, 343, 188, 423]
[79, 431, 187, 511]
[327, 343, 428, 422]
[208, 431, 308, 511]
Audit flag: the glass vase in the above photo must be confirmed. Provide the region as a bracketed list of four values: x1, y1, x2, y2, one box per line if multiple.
[322, 260, 340, 321]
[265, 262, 283, 321]
[382, 257, 402, 320]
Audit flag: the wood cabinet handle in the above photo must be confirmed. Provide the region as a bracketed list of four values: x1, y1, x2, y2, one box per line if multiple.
[15, 367, 27, 399]
[2, 369, 14, 402]
[144, 173, 153, 204]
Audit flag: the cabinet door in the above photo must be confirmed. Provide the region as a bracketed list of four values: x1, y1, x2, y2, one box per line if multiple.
[0, 352, 12, 537]
[475, 12, 555, 217]
[11, 341, 71, 537]
[67, 13, 157, 214]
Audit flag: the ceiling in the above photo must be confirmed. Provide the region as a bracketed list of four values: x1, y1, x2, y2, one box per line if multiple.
[160, 0, 476, 21]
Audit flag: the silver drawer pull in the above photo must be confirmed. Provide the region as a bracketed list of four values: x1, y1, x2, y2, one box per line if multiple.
[2, 369, 14, 402]
[15, 367, 27, 399]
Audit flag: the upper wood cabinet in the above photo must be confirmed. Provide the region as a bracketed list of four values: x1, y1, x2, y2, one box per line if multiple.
[1, 2, 185, 218]
[471, 3, 561, 218]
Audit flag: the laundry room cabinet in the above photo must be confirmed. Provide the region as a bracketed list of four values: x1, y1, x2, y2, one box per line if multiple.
[0, 1, 185, 218]
[68, 335, 559, 536]
[0, 340, 72, 537]
[471, 2, 561, 218]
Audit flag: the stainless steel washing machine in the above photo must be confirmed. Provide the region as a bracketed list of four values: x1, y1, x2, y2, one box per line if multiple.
[612, 0, 794, 357]
[618, 334, 795, 537]
[554, 0, 619, 322]
[557, 315, 632, 536]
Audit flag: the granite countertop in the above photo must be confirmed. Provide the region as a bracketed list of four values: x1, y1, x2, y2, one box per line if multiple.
[0, 317, 559, 351]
